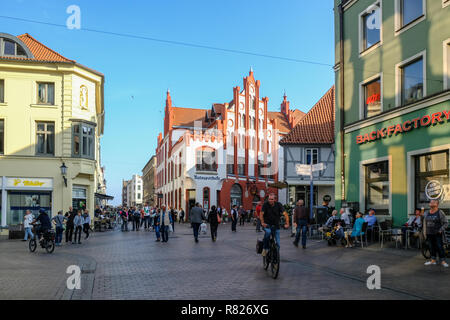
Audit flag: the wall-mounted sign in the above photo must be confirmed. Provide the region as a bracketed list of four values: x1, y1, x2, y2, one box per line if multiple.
[425, 180, 444, 200]
[194, 175, 220, 181]
[6, 177, 53, 189]
[356, 109, 450, 145]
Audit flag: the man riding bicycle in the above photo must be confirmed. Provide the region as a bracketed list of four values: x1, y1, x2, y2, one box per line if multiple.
[32, 208, 52, 243]
[260, 193, 289, 257]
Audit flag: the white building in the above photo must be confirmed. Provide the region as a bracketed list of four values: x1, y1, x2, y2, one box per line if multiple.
[125, 174, 143, 207]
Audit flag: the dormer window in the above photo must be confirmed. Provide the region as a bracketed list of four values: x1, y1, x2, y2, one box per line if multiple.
[0, 33, 34, 58]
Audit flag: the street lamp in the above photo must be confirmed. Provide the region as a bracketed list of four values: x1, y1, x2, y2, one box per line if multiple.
[60, 162, 68, 187]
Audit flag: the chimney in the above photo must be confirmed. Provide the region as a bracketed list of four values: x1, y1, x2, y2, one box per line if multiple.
[164, 89, 173, 136]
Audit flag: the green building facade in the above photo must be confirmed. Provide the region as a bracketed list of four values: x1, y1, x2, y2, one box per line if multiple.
[334, 0, 450, 226]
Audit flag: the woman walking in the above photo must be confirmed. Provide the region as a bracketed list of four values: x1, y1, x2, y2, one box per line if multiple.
[207, 205, 220, 242]
[423, 199, 448, 267]
[160, 205, 173, 243]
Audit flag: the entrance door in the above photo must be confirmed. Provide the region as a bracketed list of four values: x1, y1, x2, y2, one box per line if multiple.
[230, 184, 242, 210]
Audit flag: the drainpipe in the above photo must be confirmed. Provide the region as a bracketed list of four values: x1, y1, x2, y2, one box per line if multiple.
[339, 1, 346, 202]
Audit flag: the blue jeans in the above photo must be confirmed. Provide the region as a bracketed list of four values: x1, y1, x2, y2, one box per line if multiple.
[263, 226, 280, 250]
[155, 225, 161, 239]
[24, 227, 34, 240]
[55, 226, 63, 244]
[161, 225, 169, 242]
[295, 219, 308, 246]
[192, 223, 201, 239]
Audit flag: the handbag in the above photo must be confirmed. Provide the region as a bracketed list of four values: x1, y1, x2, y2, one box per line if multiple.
[168, 224, 173, 233]
[256, 239, 263, 254]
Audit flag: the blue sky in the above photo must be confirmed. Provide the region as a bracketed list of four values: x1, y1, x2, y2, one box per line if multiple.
[2, 0, 335, 205]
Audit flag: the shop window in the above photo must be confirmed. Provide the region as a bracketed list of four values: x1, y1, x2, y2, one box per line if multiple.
[36, 122, 55, 156]
[196, 147, 217, 172]
[305, 148, 319, 165]
[7, 192, 52, 225]
[363, 77, 382, 118]
[414, 151, 449, 214]
[365, 161, 389, 215]
[72, 187, 87, 211]
[203, 187, 210, 211]
[230, 184, 242, 208]
[400, 0, 424, 27]
[0, 79, 4, 103]
[37, 82, 55, 105]
[360, 2, 381, 52]
[72, 123, 95, 159]
[0, 119, 4, 155]
[401, 57, 423, 105]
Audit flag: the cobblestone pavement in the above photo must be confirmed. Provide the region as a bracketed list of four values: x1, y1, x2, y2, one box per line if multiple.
[0, 222, 449, 300]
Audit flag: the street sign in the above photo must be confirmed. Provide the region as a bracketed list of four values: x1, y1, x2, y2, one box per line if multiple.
[312, 163, 326, 172]
[295, 164, 311, 176]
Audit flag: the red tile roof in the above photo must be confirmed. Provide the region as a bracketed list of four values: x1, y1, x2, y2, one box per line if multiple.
[172, 107, 208, 127]
[268, 110, 306, 134]
[6, 34, 75, 63]
[280, 86, 335, 145]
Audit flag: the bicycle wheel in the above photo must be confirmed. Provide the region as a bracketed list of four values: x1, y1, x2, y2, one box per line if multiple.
[270, 245, 280, 279]
[29, 239, 37, 252]
[45, 240, 55, 254]
[421, 241, 431, 259]
[263, 250, 270, 270]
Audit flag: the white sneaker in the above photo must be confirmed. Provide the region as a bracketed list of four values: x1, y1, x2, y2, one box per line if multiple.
[262, 249, 268, 257]
[424, 260, 437, 266]
[441, 261, 449, 268]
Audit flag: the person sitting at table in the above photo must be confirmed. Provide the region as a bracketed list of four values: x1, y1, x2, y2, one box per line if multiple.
[345, 212, 365, 248]
[401, 208, 422, 247]
[364, 208, 378, 241]
[319, 210, 339, 233]
[339, 208, 351, 226]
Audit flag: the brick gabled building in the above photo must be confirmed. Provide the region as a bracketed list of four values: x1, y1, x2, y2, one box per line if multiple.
[155, 70, 305, 217]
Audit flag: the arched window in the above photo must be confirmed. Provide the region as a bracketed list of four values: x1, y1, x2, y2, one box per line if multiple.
[230, 184, 243, 208]
[0, 33, 34, 58]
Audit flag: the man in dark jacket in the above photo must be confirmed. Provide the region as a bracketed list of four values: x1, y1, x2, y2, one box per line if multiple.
[293, 199, 310, 249]
[34, 208, 52, 243]
[190, 203, 206, 243]
[231, 205, 238, 232]
[65, 207, 76, 243]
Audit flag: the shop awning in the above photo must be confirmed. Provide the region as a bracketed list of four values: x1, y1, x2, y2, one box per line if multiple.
[94, 193, 114, 200]
[268, 181, 288, 189]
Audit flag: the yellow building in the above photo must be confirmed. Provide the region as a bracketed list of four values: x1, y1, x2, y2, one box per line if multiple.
[0, 33, 105, 236]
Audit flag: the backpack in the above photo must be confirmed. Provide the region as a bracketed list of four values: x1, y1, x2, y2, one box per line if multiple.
[134, 211, 141, 219]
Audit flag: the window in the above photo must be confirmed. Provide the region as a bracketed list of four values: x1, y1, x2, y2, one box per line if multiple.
[0, 79, 4, 103]
[305, 148, 318, 165]
[401, 58, 423, 105]
[241, 114, 245, 128]
[227, 154, 235, 174]
[0, 37, 29, 57]
[258, 160, 265, 177]
[37, 83, 55, 105]
[137, 193, 141, 200]
[36, 122, 55, 156]
[203, 187, 210, 211]
[414, 151, 449, 215]
[0, 119, 4, 154]
[196, 148, 217, 172]
[138, 185, 141, 191]
[400, 0, 424, 27]
[363, 77, 382, 118]
[3, 40, 15, 56]
[72, 123, 95, 159]
[237, 157, 245, 176]
[365, 161, 389, 215]
[361, 2, 381, 52]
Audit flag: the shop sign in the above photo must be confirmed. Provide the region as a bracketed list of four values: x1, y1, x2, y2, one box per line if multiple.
[356, 109, 450, 145]
[6, 177, 53, 189]
[194, 175, 220, 181]
[425, 180, 444, 200]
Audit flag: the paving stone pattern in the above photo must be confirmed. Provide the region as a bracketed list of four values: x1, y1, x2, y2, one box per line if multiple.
[0, 223, 448, 300]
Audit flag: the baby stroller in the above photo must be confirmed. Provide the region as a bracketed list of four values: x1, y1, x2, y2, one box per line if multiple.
[325, 220, 346, 247]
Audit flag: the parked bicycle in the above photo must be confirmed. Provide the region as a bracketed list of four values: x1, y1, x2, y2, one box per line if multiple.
[29, 226, 55, 254]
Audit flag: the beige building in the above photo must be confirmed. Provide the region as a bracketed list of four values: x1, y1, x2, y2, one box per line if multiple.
[142, 155, 156, 206]
[0, 33, 106, 236]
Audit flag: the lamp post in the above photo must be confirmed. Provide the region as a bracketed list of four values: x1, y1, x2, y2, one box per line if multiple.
[60, 162, 68, 187]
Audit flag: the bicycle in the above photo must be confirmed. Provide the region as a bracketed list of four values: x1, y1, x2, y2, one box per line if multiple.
[29, 226, 55, 254]
[262, 226, 280, 279]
